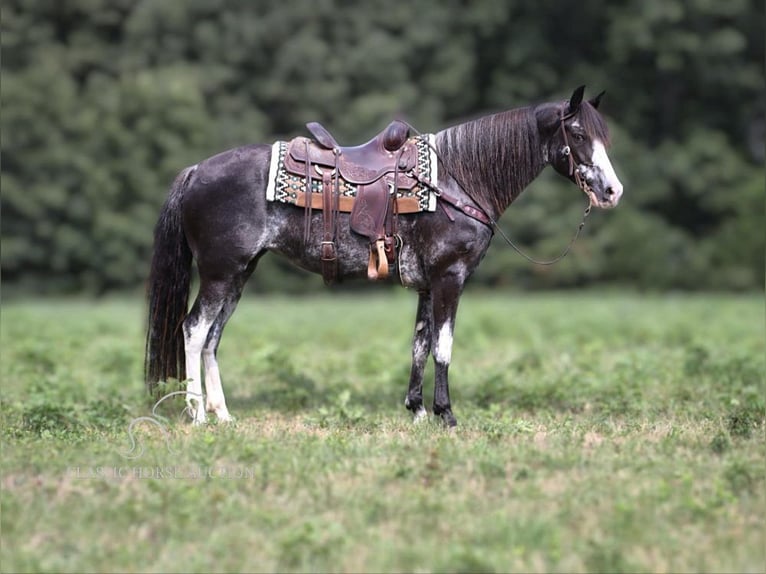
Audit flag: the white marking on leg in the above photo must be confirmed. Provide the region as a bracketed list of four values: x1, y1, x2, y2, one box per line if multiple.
[412, 336, 429, 364]
[434, 320, 453, 365]
[184, 321, 210, 425]
[203, 349, 233, 423]
[591, 140, 623, 201]
[412, 405, 428, 424]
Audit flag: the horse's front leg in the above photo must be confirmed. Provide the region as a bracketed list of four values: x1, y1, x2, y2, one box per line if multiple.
[404, 290, 432, 422]
[430, 273, 464, 427]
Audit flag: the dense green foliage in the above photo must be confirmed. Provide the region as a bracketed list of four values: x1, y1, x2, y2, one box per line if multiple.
[2, 0, 763, 294]
[2, 294, 764, 571]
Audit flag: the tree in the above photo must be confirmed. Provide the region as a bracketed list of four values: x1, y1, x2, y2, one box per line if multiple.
[2, 0, 762, 294]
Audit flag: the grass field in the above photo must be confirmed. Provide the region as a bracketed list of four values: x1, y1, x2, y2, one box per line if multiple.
[1, 292, 764, 573]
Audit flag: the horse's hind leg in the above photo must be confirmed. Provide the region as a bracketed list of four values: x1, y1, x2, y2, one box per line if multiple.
[183, 282, 229, 425]
[201, 270, 255, 422]
[190, 256, 260, 424]
[201, 304, 235, 422]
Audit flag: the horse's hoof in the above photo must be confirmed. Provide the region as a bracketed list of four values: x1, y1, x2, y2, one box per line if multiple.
[190, 413, 207, 426]
[184, 404, 207, 426]
[208, 404, 235, 424]
[437, 411, 457, 428]
[412, 406, 428, 424]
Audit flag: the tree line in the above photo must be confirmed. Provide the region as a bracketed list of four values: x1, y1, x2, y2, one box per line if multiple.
[2, 0, 763, 295]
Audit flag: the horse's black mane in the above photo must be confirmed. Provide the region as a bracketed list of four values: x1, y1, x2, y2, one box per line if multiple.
[434, 101, 609, 216]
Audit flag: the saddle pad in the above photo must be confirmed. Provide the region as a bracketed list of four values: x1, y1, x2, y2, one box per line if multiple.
[266, 135, 439, 213]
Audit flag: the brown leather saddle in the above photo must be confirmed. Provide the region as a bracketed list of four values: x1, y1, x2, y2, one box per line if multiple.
[282, 120, 421, 284]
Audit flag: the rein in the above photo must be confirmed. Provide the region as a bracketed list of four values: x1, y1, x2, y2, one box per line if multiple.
[407, 114, 593, 267]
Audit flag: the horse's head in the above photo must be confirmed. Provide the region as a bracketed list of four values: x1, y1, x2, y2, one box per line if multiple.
[538, 86, 623, 208]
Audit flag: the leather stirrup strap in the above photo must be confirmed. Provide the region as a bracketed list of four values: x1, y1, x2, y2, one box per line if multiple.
[320, 152, 339, 284]
[386, 147, 404, 264]
[303, 140, 313, 244]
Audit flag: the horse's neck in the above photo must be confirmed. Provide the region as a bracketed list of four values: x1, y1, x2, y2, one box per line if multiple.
[434, 107, 548, 219]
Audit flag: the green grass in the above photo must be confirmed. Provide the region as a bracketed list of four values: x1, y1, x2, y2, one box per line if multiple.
[1, 292, 764, 573]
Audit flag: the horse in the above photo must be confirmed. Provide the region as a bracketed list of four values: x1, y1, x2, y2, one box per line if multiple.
[144, 86, 624, 427]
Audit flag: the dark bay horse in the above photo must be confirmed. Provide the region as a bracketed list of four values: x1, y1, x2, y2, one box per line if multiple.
[145, 86, 623, 427]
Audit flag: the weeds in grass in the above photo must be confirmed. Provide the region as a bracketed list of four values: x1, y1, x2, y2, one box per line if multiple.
[313, 390, 366, 428]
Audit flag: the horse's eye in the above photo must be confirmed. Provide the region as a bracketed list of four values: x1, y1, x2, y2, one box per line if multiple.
[572, 133, 586, 143]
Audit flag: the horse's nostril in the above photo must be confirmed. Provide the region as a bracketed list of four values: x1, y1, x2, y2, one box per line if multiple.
[605, 187, 614, 196]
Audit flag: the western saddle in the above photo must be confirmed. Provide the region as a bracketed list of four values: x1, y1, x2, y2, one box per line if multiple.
[283, 120, 422, 284]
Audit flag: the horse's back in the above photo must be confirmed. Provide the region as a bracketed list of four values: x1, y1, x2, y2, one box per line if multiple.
[189, 144, 271, 195]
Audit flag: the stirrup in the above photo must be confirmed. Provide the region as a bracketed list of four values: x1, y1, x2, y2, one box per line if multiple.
[367, 239, 389, 281]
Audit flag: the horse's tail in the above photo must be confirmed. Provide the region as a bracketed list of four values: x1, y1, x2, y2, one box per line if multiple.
[144, 165, 196, 393]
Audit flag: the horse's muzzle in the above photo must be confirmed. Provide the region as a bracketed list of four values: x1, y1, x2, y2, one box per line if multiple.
[583, 173, 623, 209]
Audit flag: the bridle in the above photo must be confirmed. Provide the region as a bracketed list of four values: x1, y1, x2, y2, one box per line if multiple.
[555, 107, 596, 203]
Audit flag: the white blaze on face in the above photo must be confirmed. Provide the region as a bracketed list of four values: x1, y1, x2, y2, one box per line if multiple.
[591, 140, 623, 202]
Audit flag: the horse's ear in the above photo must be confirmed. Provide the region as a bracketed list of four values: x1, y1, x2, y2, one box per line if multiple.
[568, 85, 586, 113]
[589, 90, 606, 109]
